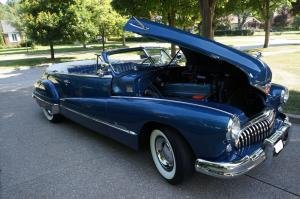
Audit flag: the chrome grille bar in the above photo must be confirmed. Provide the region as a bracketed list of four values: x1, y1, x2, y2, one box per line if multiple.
[235, 110, 275, 150]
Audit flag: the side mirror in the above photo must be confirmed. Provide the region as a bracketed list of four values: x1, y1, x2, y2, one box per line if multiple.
[97, 63, 111, 77]
[100, 62, 110, 70]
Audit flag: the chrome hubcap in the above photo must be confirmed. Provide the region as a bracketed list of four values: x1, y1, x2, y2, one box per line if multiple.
[43, 108, 53, 120]
[155, 136, 174, 171]
[46, 109, 52, 115]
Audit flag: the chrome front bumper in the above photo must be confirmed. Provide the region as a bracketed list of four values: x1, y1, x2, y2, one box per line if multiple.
[195, 119, 291, 178]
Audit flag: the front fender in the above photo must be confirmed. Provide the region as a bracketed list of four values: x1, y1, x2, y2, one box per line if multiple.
[107, 97, 234, 159]
[33, 79, 60, 104]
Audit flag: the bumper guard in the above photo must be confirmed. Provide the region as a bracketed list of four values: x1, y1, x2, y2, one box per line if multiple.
[195, 118, 291, 178]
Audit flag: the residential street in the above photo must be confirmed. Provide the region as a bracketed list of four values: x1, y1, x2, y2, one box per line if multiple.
[0, 67, 299, 199]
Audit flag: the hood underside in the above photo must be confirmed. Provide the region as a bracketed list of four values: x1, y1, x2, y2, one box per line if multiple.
[124, 17, 272, 86]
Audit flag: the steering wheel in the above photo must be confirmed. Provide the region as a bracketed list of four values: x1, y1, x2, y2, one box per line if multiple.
[140, 56, 152, 65]
[144, 84, 162, 98]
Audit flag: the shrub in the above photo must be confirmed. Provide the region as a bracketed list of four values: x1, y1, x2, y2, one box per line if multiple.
[20, 40, 34, 47]
[214, 29, 255, 36]
[292, 16, 300, 30]
[0, 34, 5, 48]
[108, 37, 156, 42]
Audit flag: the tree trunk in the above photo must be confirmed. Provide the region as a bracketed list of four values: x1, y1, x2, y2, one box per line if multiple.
[167, 11, 176, 56]
[122, 33, 126, 46]
[238, 15, 242, 30]
[83, 42, 87, 48]
[199, 0, 217, 39]
[50, 42, 55, 60]
[102, 30, 105, 51]
[263, 0, 271, 48]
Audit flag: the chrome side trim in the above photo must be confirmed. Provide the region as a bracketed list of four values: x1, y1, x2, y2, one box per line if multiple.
[32, 94, 60, 114]
[60, 105, 137, 136]
[55, 73, 112, 78]
[195, 119, 291, 178]
[111, 96, 234, 116]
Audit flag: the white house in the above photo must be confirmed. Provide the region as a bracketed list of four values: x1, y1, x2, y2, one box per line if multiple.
[0, 20, 21, 46]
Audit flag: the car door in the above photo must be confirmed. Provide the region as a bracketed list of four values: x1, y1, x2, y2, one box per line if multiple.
[59, 71, 112, 123]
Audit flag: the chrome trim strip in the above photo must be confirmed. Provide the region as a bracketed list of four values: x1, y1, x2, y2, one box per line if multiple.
[111, 96, 234, 116]
[32, 94, 60, 114]
[63, 73, 113, 78]
[60, 105, 137, 136]
[195, 119, 291, 178]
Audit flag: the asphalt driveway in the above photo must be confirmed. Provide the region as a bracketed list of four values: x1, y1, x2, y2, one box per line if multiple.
[0, 67, 299, 198]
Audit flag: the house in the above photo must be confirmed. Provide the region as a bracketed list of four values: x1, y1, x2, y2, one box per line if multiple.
[227, 15, 262, 30]
[0, 20, 21, 46]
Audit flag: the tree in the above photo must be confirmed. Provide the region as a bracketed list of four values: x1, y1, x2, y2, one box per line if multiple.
[93, 0, 126, 51]
[291, 0, 300, 15]
[250, 0, 295, 48]
[154, 0, 199, 55]
[112, 0, 199, 56]
[20, 0, 80, 59]
[198, 0, 218, 39]
[273, 6, 292, 29]
[292, 15, 300, 29]
[68, 0, 99, 48]
[111, 0, 153, 18]
[215, 0, 254, 31]
[0, 2, 17, 21]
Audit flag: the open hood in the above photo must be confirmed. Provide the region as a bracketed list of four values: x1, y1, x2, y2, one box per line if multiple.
[124, 17, 272, 86]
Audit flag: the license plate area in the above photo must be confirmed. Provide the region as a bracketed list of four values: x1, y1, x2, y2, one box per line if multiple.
[263, 124, 290, 159]
[274, 140, 283, 154]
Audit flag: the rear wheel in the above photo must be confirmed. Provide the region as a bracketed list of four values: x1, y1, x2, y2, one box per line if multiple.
[150, 127, 194, 184]
[42, 108, 62, 123]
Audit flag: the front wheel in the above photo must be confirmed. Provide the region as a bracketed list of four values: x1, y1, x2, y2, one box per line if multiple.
[150, 128, 194, 184]
[42, 108, 62, 123]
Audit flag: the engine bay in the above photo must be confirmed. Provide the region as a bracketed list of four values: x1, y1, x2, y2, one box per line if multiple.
[142, 48, 267, 118]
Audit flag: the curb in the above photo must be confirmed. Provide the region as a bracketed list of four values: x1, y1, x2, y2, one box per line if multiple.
[287, 114, 300, 124]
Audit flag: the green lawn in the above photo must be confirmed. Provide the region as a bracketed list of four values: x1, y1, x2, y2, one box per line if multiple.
[0, 42, 124, 56]
[215, 31, 300, 46]
[258, 46, 300, 114]
[0, 57, 77, 67]
[1, 31, 298, 55]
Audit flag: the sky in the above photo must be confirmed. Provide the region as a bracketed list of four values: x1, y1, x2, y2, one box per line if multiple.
[0, 0, 7, 4]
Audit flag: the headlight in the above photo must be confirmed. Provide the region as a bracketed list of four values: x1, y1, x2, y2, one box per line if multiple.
[226, 116, 241, 147]
[280, 88, 289, 104]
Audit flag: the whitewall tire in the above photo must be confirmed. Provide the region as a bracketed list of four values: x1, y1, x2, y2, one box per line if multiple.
[150, 127, 194, 184]
[42, 108, 62, 123]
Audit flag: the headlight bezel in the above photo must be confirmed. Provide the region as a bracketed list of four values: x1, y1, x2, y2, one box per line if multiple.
[280, 87, 289, 104]
[226, 116, 241, 147]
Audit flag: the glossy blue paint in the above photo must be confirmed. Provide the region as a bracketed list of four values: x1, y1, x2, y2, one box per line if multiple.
[32, 19, 290, 165]
[124, 17, 272, 86]
[267, 83, 286, 108]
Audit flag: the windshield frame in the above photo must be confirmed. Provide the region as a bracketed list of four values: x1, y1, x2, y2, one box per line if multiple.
[103, 47, 172, 68]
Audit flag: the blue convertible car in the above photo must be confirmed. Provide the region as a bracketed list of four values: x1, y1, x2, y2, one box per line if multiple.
[33, 18, 291, 184]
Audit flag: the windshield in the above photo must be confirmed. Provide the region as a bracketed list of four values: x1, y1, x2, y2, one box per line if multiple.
[107, 48, 172, 68]
[145, 48, 172, 65]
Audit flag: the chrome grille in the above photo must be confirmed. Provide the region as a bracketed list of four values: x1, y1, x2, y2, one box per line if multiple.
[236, 110, 275, 149]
